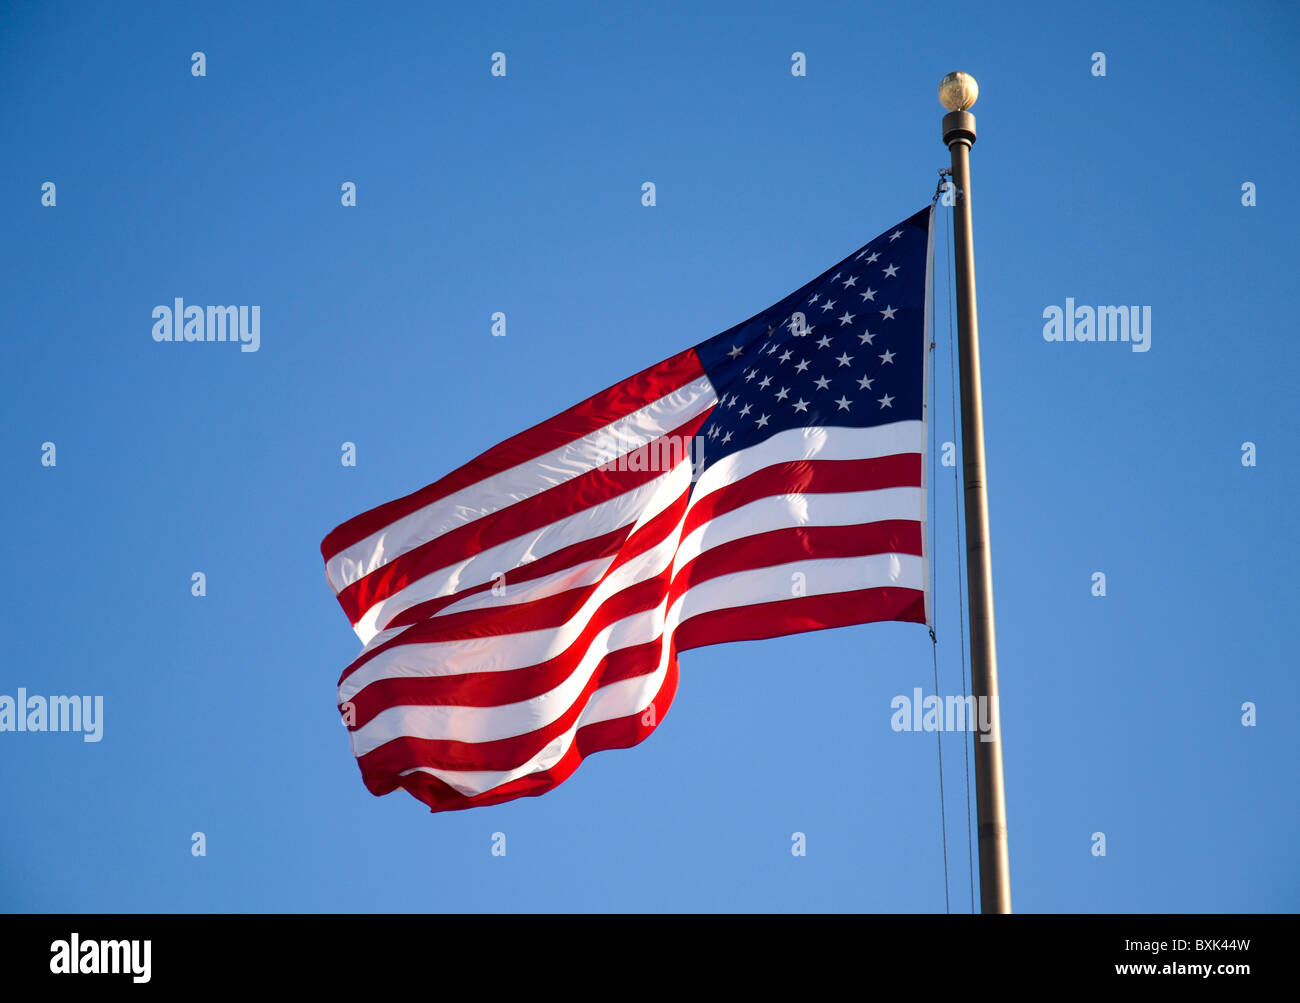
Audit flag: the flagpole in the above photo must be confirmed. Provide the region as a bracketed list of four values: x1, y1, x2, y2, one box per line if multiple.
[939, 72, 1011, 914]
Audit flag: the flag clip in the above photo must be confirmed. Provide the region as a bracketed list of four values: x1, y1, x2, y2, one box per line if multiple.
[932, 169, 952, 205]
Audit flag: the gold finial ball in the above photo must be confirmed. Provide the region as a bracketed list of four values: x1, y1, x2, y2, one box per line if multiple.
[939, 72, 979, 112]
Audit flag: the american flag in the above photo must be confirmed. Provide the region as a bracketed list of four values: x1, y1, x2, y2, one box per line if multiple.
[321, 206, 934, 813]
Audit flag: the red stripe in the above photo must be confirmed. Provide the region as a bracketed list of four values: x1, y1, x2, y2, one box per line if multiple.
[669, 521, 923, 602]
[321, 347, 706, 562]
[336, 409, 709, 626]
[380, 661, 679, 813]
[674, 586, 926, 651]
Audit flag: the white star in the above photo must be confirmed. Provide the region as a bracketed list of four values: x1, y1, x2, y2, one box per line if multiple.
[855, 249, 869, 260]
[883, 263, 899, 278]
[721, 431, 733, 444]
[842, 275, 857, 288]
[729, 394, 739, 407]
[835, 395, 852, 411]
[794, 358, 810, 373]
[755, 413, 770, 428]
[814, 376, 831, 390]
[880, 305, 897, 320]
[778, 349, 792, 363]
[858, 330, 875, 345]
[745, 369, 757, 381]
[707, 425, 719, 439]
[859, 287, 877, 302]
[888, 229, 903, 241]
[831, 272, 842, 282]
[775, 386, 790, 400]
[878, 394, 894, 408]
[816, 335, 832, 349]
[808, 293, 820, 304]
[793, 397, 809, 412]
[879, 349, 896, 364]
[835, 351, 853, 367]
[767, 344, 778, 354]
[759, 375, 772, 389]
[857, 374, 874, 390]
[803, 324, 815, 336]
[820, 299, 836, 313]
[727, 345, 744, 359]
[866, 251, 880, 264]
[739, 403, 752, 417]
[838, 311, 855, 326]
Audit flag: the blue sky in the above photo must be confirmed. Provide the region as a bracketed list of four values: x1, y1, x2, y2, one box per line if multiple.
[1, 0, 1296, 912]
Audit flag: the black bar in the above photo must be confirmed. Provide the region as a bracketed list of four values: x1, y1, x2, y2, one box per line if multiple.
[0, 913, 1282, 988]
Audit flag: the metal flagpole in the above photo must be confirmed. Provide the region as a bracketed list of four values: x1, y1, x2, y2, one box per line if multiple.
[939, 72, 1012, 914]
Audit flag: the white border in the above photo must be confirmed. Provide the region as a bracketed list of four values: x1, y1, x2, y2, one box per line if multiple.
[921, 204, 936, 629]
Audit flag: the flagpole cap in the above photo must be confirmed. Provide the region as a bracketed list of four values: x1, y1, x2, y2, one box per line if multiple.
[940, 73, 978, 148]
[939, 72, 979, 111]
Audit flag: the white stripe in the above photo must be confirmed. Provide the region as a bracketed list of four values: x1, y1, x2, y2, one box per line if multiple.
[675, 553, 925, 623]
[674, 486, 923, 570]
[436, 555, 616, 618]
[690, 420, 923, 505]
[326, 377, 716, 592]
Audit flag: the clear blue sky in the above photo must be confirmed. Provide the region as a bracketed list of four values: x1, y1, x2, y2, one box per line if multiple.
[2, 0, 1296, 913]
